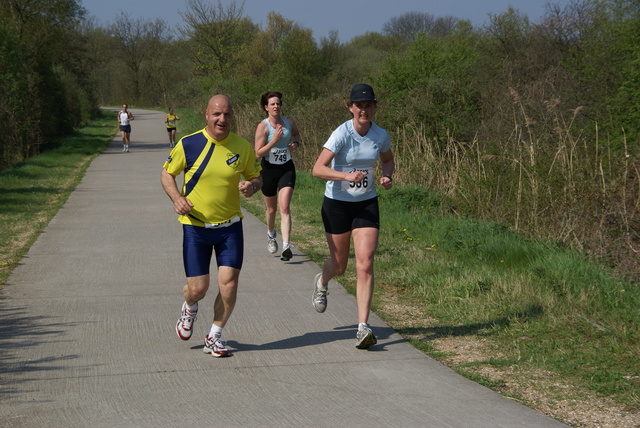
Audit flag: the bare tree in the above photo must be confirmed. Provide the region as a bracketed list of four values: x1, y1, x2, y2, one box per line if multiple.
[382, 11, 458, 41]
[179, 0, 256, 77]
[110, 13, 172, 103]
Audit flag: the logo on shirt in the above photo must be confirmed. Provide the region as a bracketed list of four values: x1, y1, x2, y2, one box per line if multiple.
[226, 153, 239, 167]
[166, 155, 172, 163]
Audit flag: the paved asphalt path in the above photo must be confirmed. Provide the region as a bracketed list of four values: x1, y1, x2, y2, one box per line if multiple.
[0, 108, 568, 427]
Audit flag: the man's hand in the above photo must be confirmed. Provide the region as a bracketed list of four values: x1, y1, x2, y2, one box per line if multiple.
[173, 196, 193, 215]
[238, 180, 257, 197]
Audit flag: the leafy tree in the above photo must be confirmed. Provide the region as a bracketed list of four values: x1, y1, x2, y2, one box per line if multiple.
[0, 0, 96, 168]
[545, 0, 640, 146]
[235, 12, 324, 102]
[0, 21, 34, 169]
[600, 0, 640, 143]
[267, 26, 323, 101]
[326, 32, 400, 87]
[234, 12, 294, 87]
[1, 0, 86, 53]
[376, 22, 480, 138]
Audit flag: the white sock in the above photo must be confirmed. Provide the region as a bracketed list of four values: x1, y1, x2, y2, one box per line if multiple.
[283, 241, 290, 250]
[209, 324, 223, 338]
[358, 323, 369, 331]
[268, 229, 276, 239]
[185, 302, 198, 312]
[317, 275, 327, 289]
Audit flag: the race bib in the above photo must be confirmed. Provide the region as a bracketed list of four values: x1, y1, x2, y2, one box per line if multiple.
[270, 147, 291, 165]
[340, 167, 374, 196]
[167, 120, 175, 127]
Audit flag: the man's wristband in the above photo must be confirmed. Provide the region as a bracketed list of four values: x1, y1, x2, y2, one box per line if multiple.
[251, 182, 257, 192]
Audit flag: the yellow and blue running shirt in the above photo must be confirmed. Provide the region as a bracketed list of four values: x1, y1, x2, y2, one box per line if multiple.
[166, 113, 177, 128]
[163, 128, 261, 227]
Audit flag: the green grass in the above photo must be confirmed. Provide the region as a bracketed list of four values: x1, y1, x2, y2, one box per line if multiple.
[0, 108, 203, 286]
[173, 108, 205, 140]
[2, 108, 638, 418]
[0, 110, 117, 285]
[242, 175, 640, 411]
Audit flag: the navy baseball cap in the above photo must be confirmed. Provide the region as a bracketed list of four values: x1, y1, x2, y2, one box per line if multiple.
[350, 84, 377, 102]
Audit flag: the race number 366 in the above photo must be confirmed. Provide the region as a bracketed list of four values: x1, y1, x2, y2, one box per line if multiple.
[343, 168, 373, 195]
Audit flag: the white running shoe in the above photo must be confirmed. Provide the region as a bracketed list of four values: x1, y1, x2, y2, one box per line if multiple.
[356, 325, 377, 349]
[203, 335, 230, 357]
[267, 234, 278, 254]
[175, 302, 197, 340]
[312, 273, 328, 313]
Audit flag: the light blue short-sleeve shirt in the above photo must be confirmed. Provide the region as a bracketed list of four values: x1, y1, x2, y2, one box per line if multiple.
[323, 120, 392, 202]
[263, 118, 292, 165]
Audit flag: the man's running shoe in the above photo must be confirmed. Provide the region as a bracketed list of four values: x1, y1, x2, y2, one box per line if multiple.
[267, 235, 278, 254]
[175, 302, 197, 340]
[356, 325, 377, 349]
[203, 335, 230, 358]
[312, 273, 328, 313]
[280, 247, 292, 261]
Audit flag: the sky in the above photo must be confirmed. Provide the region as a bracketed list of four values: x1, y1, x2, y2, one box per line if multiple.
[80, 0, 567, 42]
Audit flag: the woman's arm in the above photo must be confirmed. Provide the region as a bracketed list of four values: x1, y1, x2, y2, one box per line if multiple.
[288, 118, 301, 151]
[254, 121, 283, 158]
[312, 148, 365, 183]
[379, 149, 395, 190]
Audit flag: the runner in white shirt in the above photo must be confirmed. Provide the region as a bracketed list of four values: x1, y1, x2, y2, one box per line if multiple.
[311, 84, 395, 349]
[118, 103, 134, 152]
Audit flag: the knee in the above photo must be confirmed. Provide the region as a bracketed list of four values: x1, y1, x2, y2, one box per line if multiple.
[328, 260, 347, 276]
[185, 281, 208, 302]
[187, 287, 207, 302]
[356, 259, 374, 276]
[219, 281, 239, 299]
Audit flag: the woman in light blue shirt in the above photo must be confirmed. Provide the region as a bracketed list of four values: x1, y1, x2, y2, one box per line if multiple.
[311, 84, 395, 349]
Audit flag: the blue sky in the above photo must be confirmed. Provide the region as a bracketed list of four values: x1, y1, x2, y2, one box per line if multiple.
[81, 0, 567, 42]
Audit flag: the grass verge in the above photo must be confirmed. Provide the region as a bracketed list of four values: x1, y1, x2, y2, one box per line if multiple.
[242, 172, 640, 426]
[0, 110, 117, 286]
[2, 109, 638, 426]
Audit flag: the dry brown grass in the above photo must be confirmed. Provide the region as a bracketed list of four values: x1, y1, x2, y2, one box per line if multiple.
[237, 93, 639, 283]
[376, 285, 640, 428]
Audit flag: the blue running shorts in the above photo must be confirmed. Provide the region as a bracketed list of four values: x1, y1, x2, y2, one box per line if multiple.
[182, 222, 244, 277]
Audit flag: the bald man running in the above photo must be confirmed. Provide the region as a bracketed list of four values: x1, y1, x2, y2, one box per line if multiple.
[161, 95, 262, 357]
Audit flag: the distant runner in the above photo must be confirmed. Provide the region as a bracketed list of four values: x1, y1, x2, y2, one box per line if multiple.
[118, 103, 134, 152]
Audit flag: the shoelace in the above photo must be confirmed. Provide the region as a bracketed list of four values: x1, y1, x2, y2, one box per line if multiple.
[208, 336, 227, 349]
[179, 312, 196, 325]
[358, 330, 369, 341]
[314, 288, 328, 301]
